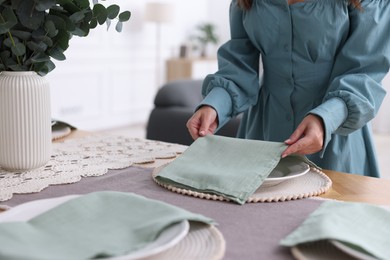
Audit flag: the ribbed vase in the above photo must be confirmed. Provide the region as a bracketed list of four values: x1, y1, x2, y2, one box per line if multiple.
[0, 71, 52, 171]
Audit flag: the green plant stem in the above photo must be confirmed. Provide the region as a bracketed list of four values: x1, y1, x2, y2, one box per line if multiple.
[0, 14, 21, 65]
[7, 31, 21, 65]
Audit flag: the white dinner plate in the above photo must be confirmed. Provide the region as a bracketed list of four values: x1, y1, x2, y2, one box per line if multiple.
[291, 239, 377, 260]
[52, 126, 72, 140]
[291, 240, 355, 260]
[0, 195, 190, 260]
[331, 240, 377, 260]
[262, 156, 310, 187]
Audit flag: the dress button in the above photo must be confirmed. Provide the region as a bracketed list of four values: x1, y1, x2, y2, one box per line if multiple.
[286, 114, 292, 121]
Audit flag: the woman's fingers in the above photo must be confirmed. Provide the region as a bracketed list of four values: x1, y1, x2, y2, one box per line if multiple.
[198, 109, 218, 136]
[186, 114, 202, 140]
[282, 135, 317, 157]
[284, 123, 305, 145]
[282, 114, 324, 157]
[186, 106, 218, 140]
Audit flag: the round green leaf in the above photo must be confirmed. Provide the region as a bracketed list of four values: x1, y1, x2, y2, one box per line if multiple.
[3, 37, 19, 48]
[16, 1, 45, 30]
[118, 11, 131, 22]
[0, 7, 18, 34]
[79, 22, 90, 36]
[11, 42, 26, 56]
[107, 5, 120, 19]
[89, 18, 98, 29]
[35, 60, 55, 76]
[31, 53, 51, 62]
[41, 36, 54, 47]
[57, 14, 76, 31]
[71, 26, 87, 36]
[84, 10, 93, 22]
[9, 30, 32, 41]
[27, 41, 48, 52]
[58, 0, 80, 13]
[75, 0, 90, 10]
[53, 30, 70, 50]
[46, 60, 56, 73]
[31, 28, 47, 40]
[8, 64, 28, 71]
[0, 51, 11, 63]
[93, 4, 107, 25]
[34, 0, 56, 11]
[48, 47, 66, 61]
[4, 58, 18, 69]
[44, 20, 58, 37]
[46, 15, 67, 30]
[69, 11, 85, 23]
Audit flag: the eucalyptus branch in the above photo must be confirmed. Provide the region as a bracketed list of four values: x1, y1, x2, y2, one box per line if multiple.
[0, 1, 130, 75]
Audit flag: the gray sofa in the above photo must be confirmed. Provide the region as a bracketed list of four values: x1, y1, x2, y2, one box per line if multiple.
[146, 79, 241, 145]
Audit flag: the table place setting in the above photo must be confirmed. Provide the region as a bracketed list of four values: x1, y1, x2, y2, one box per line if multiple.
[0, 191, 225, 260]
[1, 132, 389, 259]
[280, 200, 390, 260]
[153, 135, 332, 204]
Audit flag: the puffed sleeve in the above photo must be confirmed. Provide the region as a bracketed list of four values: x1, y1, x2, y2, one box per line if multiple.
[310, 0, 390, 155]
[199, 0, 260, 129]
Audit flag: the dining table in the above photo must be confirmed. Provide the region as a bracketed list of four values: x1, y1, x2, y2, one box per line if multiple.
[1, 129, 389, 260]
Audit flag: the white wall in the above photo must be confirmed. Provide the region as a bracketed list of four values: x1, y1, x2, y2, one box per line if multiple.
[48, 0, 231, 131]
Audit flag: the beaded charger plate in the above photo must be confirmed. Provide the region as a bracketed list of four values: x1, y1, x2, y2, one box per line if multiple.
[152, 165, 332, 203]
[145, 222, 225, 260]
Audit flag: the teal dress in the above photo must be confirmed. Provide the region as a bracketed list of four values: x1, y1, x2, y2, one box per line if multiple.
[200, 0, 390, 177]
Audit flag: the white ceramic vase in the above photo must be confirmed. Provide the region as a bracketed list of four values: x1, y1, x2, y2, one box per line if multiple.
[0, 71, 52, 171]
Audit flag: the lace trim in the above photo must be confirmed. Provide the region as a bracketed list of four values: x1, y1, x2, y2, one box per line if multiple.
[0, 135, 187, 202]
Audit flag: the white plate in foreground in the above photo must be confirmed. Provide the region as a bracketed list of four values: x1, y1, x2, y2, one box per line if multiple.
[331, 240, 376, 260]
[262, 157, 310, 187]
[291, 240, 377, 260]
[0, 195, 189, 260]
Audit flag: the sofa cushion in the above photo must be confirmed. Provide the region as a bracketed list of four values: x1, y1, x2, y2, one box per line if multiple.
[147, 79, 241, 145]
[154, 79, 203, 108]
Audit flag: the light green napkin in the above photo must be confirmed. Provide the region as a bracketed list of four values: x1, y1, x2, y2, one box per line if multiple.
[0, 191, 214, 260]
[155, 135, 288, 204]
[280, 201, 390, 259]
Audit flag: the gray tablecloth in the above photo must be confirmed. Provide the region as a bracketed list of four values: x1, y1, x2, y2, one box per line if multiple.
[4, 166, 324, 260]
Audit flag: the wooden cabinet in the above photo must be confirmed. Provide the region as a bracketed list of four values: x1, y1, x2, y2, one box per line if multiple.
[166, 58, 218, 82]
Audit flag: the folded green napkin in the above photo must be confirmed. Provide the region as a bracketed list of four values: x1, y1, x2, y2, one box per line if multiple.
[0, 191, 214, 260]
[280, 201, 390, 259]
[155, 135, 289, 204]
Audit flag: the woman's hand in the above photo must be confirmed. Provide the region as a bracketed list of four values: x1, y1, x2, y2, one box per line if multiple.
[282, 114, 325, 158]
[186, 106, 218, 140]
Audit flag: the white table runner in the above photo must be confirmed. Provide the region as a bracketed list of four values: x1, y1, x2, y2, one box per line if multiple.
[0, 135, 187, 202]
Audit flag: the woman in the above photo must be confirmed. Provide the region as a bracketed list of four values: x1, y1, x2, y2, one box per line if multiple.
[187, 0, 390, 177]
